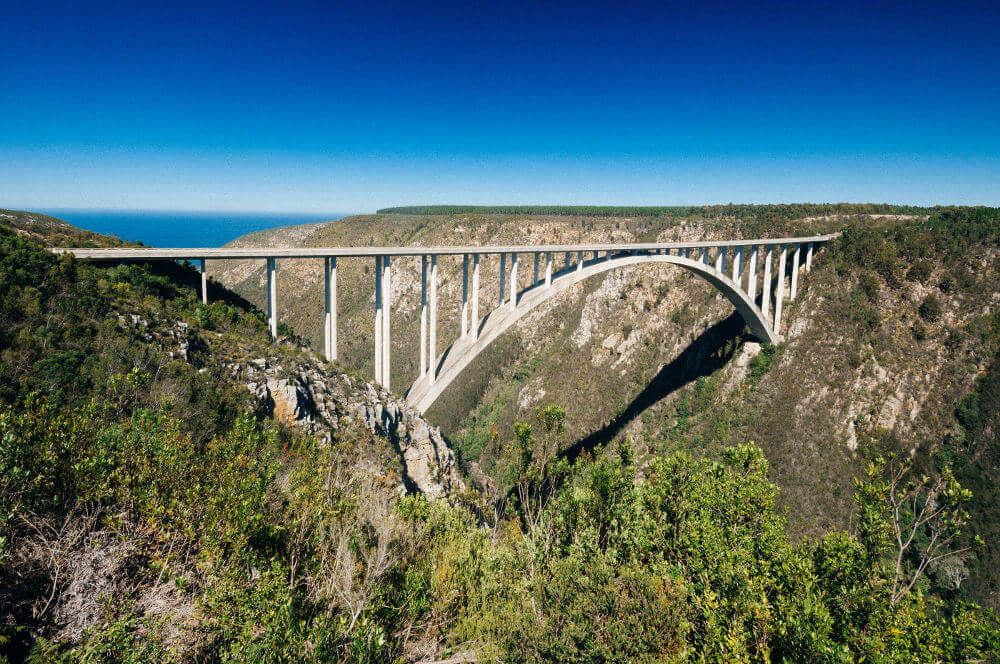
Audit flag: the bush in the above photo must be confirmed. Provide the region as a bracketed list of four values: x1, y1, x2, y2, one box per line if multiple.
[919, 294, 943, 322]
[747, 343, 777, 384]
[854, 305, 881, 332]
[906, 259, 933, 284]
[858, 272, 880, 303]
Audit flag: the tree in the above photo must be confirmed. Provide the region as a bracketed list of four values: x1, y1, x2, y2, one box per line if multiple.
[502, 405, 569, 535]
[880, 457, 978, 604]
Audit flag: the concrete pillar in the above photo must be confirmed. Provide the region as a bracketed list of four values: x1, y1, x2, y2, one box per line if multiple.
[790, 244, 801, 300]
[199, 258, 208, 304]
[429, 255, 438, 380]
[683, 247, 691, 259]
[715, 248, 725, 273]
[747, 246, 759, 300]
[382, 255, 391, 390]
[266, 258, 277, 339]
[699, 247, 707, 264]
[499, 253, 507, 304]
[461, 254, 469, 338]
[732, 247, 742, 283]
[471, 254, 480, 338]
[544, 251, 553, 287]
[419, 256, 427, 376]
[509, 253, 519, 308]
[761, 247, 773, 318]
[577, 250, 583, 273]
[374, 256, 382, 383]
[324, 257, 337, 362]
[564, 251, 572, 269]
[533, 252, 540, 284]
[805, 242, 814, 272]
[774, 245, 787, 332]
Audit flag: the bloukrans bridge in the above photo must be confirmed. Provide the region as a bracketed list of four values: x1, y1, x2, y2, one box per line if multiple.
[54, 234, 835, 413]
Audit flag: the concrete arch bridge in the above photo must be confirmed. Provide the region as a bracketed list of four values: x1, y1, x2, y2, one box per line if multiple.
[55, 234, 836, 413]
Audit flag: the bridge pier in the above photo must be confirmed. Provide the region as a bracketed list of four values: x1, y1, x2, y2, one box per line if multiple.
[533, 252, 540, 284]
[509, 252, 519, 309]
[420, 256, 428, 375]
[324, 257, 338, 361]
[747, 246, 758, 300]
[429, 255, 438, 381]
[374, 256, 383, 384]
[577, 251, 583, 272]
[199, 259, 208, 304]
[761, 246, 773, 318]
[790, 244, 801, 300]
[732, 247, 742, 283]
[499, 253, 507, 304]
[382, 256, 391, 389]
[461, 254, 470, 338]
[545, 251, 553, 287]
[266, 257, 277, 339]
[715, 247, 725, 274]
[472, 254, 480, 339]
[774, 245, 787, 333]
[806, 242, 814, 271]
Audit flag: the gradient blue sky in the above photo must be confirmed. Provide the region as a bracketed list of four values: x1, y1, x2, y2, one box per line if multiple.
[2, 0, 999, 213]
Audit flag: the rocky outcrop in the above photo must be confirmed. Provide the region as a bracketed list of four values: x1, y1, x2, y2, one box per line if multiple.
[232, 353, 465, 500]
[113, 313, 465, 500]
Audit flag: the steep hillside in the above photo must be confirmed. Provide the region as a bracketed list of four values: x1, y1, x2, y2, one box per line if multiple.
[211, 207, 1000, 608]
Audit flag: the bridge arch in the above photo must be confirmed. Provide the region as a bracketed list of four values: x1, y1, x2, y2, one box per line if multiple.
[405, 252, 778, 413]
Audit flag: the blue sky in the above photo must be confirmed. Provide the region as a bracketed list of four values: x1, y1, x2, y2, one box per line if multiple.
[2, 0, 999, 213]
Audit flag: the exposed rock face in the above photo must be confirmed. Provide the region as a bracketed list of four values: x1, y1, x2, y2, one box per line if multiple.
[233, 353, 464, 500]
[114, 313, 465, 500]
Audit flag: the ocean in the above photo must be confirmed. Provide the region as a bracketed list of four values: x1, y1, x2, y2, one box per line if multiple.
[39, 209, 351, 248]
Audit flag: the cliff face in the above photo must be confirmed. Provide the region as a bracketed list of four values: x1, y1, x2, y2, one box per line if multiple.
[236, 352, 464, 499]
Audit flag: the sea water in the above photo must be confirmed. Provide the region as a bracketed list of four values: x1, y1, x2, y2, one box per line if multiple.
[39, 209, 350, 248]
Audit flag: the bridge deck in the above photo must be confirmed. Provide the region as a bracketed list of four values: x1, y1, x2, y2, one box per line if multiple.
[52, 234, 838, 260]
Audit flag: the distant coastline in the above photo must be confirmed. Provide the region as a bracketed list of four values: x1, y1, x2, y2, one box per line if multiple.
[37, 209, 351, 248]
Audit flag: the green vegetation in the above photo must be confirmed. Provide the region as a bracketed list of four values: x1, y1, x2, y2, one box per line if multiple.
[5, 382, 998, 661]
[747, 343, 778, 384]
[919, 294, 943, 322]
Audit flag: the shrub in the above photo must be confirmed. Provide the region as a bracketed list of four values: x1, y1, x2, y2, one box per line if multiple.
[918, 294, 942, 322]
[748, 343, 777, 383]
[906, 259, 933, 284]
[858, 272, 880, 303]
[854, 305, 881, 332]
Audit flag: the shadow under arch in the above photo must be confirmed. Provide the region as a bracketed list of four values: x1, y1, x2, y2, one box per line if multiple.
[561, 311, 748, 463]
[406, 252, 777, 413]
